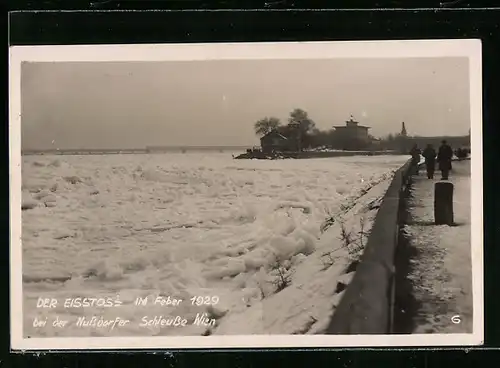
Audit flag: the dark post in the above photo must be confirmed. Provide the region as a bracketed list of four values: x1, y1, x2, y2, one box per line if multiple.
[434, 181, 454, 225]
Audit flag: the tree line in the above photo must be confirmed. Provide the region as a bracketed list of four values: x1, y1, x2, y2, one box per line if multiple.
[253, 108, 402, 151]
[254, 108, 337, 150]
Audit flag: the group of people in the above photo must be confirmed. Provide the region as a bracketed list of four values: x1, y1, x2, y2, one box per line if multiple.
[409, 140, 454, 180]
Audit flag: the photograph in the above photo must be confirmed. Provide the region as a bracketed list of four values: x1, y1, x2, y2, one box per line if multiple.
[9, 40, 483, 350]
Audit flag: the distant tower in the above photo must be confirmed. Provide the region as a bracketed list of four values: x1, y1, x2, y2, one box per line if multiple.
[401, 122, 407, 137]
[399, 122, 409, 154]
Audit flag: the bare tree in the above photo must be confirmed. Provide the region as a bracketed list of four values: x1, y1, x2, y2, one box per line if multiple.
[288, 108, 316, 150]
[288, 108, 316, 133]
[254, 117, 282, 136]
[270, 256, 292, 292]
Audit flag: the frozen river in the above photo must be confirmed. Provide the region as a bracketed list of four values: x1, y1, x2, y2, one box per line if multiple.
[21, 152, 409, 337]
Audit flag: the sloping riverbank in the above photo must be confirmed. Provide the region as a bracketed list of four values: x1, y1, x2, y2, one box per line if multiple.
[234, 150, 404, 160]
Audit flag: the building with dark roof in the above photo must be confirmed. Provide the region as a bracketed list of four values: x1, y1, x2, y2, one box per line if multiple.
[332, 116, 371, 150]
[260, 130, 294, 153]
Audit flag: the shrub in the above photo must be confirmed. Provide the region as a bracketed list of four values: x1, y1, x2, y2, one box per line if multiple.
[269, 255, 293, 292]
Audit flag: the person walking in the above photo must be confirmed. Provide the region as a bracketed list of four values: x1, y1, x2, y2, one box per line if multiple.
[422, 143, 437, 179]
[409, 144, 422, 175]
[437, 140, 453, 180]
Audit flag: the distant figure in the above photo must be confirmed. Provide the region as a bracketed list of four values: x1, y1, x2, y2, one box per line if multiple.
[437, 140, 453, 180]
[409, 144, 421, 175]
[422, 143, 437, 179]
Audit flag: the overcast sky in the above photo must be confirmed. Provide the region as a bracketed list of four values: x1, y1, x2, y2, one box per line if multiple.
[20, 57, 470, 150]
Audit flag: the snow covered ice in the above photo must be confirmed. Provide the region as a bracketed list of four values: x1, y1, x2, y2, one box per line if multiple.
[21, 152, 409, 337]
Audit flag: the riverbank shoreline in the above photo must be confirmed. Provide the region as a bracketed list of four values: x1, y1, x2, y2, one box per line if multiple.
[234, 150, 404, 160]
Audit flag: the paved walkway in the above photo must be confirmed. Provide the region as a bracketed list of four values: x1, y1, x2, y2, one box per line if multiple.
[402, 160, 473, 333]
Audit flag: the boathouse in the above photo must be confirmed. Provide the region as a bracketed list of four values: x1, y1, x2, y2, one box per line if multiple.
[260, 130, 291, 153]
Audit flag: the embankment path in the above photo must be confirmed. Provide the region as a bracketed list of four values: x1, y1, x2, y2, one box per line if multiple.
[396, 160, 472, 334]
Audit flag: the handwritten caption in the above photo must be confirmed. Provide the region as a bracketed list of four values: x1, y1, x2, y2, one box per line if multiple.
[32, 295, 220, 330]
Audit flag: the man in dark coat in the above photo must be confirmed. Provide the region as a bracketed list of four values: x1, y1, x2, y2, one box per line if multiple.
[409, 144, 421, 175]
[437, 140, 453, 180]
[422, 143, 437, 179]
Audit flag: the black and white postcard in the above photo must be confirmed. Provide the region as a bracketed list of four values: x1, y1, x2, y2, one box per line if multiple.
[9, 40, 483, 350]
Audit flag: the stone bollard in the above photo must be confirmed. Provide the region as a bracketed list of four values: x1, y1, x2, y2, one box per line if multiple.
[434, 181, 454, 225]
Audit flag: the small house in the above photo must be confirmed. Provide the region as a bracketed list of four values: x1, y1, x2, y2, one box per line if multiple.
[260, 130, 291, 153]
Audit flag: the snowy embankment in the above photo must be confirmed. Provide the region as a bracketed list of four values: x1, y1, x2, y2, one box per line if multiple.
[21, 153, 408, 337]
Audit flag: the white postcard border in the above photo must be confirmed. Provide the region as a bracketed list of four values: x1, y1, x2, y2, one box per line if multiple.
[9, 39, 484, 350]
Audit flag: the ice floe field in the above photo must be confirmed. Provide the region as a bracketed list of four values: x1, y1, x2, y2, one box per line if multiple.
[20, 152, 409, 337]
